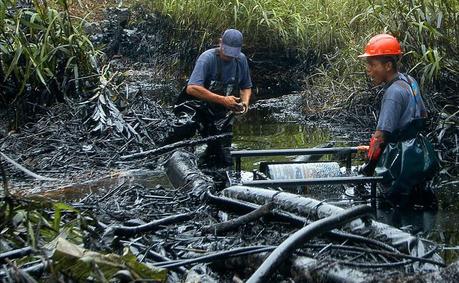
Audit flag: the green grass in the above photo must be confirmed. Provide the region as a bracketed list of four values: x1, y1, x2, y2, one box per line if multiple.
[142, 0, 458, 94]
[145, 0, 367, 56]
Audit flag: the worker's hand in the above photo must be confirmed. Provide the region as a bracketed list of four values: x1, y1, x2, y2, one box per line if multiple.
[241, 101, 249, 114]
[357, 145, 370, 152]
[220, 96, 242, 111]
[234, 101, 249, 115]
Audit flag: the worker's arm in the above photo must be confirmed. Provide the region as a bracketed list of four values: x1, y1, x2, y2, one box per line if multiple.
[239, 88, 252, 113]
[360, 130, 388, 176]
[186, 84, 241, 111]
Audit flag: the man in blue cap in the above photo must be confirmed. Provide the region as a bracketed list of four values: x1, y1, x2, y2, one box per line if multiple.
[169, 29, 252, 167]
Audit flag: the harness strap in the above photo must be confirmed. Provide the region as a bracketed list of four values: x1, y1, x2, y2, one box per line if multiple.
[214, 48, 240, 88]
[215, 49, 223, 82]
[384, 74, 425, 142]
[385, 73, 418, 118]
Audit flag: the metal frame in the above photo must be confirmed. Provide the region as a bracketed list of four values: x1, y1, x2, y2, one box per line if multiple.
[242, 176, 383, 187]
[231, 147, 381, 210]
[232, 147, 358, 174]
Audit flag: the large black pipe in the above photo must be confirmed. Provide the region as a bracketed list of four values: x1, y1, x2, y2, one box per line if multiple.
[112, 212, 195, 237]
[165, 150, 214, 199]
[246, 205, 373, 283]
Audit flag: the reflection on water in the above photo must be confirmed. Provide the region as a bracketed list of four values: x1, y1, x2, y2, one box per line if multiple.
[233, 110, 332, 169]
[234, 120, 330, 150]
[26, 169, 171, 201]
[233, 112, 459, 263]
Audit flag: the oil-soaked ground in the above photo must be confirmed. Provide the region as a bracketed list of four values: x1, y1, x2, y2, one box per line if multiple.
[233, 98, 459, 264]
[16, 91, 457, 265]
[1, 87, 457, 281]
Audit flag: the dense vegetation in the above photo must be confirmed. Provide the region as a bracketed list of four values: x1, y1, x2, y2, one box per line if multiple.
[0, 0, 457, 163]
[147, 0, 458, 93]
[0, 0, 102, 128]
[2, 0, 457, 123]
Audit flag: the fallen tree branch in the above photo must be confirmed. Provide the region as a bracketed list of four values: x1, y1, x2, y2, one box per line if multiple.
[201, 202, 273, 235]
[303, 244, 445, 267]
[154, 246, 274, 269]
[0, 151, 59, 181]
[247, 205, 372, 283]
[120, 133, 232, 160]
[112, 212, 195, 237]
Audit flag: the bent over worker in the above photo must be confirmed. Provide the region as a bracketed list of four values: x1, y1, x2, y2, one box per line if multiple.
[167, 29, 252, 167]
[358, 34, 439, 208]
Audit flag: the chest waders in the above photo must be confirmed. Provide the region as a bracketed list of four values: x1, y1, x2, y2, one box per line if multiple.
[375, 75, 440, 207]
[169, 49, 240, 167]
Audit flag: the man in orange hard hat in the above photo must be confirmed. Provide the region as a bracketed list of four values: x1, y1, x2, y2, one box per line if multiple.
[358, 34, 439, 208]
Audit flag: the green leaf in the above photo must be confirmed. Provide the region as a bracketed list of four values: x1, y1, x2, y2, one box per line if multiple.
[5, 45, 23, 78]
[52, 203, 78, 232]
[27, 219, 36, 249]
[50, 238, 167, 281]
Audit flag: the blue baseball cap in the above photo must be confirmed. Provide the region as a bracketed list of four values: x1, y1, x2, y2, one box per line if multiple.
[221, 29, 243, 58]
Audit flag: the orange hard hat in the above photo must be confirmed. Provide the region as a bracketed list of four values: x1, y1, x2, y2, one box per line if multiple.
[358, 34, 402, 58]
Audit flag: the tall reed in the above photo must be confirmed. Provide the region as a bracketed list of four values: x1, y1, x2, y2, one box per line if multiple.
[0, 0, 101, 110]
[143, 0, 458, 94]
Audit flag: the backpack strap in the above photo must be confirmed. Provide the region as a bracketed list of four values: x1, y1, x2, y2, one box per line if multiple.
[394, 74, 419, 118]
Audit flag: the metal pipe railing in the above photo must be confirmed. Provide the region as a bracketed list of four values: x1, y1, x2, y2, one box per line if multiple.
[242, 176, 382, 187]
[231, 147, 359, 157]
[231, 147, 359, 174]
[231, 147, 380, 209]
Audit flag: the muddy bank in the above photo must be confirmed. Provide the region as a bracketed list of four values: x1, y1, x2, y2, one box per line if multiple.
[1, 147, 450, 282]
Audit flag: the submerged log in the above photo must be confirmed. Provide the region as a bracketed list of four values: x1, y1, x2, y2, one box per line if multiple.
[165, 150, 214, 199]
[200, 202, 273, 235]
